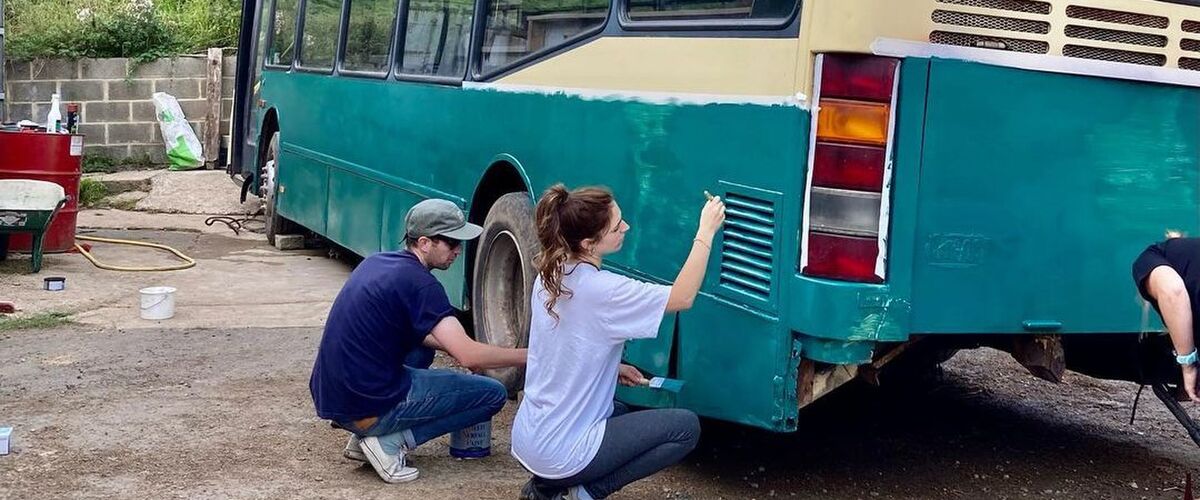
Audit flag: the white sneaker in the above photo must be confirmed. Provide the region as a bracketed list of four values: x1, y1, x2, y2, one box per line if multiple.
[360, 436, 419, 483]
[343, 435, 366, 462]
[563, 486, 593, 500]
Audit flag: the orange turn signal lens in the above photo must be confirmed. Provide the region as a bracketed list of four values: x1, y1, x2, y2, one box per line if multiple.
[816, 99, 890, 146]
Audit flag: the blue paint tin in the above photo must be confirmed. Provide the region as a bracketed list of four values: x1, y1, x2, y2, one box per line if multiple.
[449, 420, 491, 459]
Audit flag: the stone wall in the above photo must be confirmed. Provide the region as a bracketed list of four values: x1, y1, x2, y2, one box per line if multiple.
[3, 53, 235, 164]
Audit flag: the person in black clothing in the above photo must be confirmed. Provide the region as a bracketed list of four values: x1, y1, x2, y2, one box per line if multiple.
[1133, 232, 1200, 401]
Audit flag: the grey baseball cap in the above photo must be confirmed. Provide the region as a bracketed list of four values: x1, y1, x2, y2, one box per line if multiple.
[404, 199, 483, 240]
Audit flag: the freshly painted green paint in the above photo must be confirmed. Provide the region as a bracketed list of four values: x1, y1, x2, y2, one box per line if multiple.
[910, 58, 1199, 335]
[257, 55, 1188, 430]
[263, 70, 808, 429]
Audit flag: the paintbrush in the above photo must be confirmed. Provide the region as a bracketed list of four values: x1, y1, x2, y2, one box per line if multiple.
[644, 376, 686, 393]
[703, 190, 715, 201]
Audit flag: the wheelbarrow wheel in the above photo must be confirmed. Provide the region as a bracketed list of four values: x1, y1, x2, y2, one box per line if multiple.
[262, 131, 299, 247]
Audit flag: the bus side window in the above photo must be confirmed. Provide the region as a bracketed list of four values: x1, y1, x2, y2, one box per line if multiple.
[270, 0, 301, 66]
[626, 0, 796, 22]
[399, 0, 473, 77]
[480, 0, 608, 74]
[344, 0, 400, 73]
[299, 0, 342, 69]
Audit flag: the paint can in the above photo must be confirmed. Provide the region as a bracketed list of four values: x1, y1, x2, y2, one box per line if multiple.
[449, 420, 491, 459]
[43, 277, 65, 291]
[139, 286, 176, 320]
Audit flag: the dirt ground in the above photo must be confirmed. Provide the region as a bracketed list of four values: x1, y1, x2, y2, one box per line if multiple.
[3, 224, 1200, 499]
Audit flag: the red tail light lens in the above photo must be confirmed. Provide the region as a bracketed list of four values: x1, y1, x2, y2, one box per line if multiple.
[819, 55, 899, 103]
[803, 232, 882, 283]
[812, 142, 886, 191]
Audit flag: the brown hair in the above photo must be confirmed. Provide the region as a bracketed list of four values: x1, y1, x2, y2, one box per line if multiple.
[533, 183, 615, 320]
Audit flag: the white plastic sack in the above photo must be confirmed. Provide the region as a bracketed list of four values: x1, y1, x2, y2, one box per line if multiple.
[151, 92, 205, 170]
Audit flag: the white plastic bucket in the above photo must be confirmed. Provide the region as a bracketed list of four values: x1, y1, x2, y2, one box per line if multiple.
[139, 286, 176, 320]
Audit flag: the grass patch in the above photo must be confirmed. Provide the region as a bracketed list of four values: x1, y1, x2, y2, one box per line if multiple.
[0, 312, 73, 332]
[79, 178, 108, 207]
[0, 259, 33, 274]
[120, 153, 157, 169]
[83, 153, 118, 174]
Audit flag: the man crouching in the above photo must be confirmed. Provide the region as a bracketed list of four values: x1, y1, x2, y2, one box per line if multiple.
[310, 198, 527, 483]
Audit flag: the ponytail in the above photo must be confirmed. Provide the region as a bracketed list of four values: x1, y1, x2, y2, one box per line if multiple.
[533, 183, 614, 322]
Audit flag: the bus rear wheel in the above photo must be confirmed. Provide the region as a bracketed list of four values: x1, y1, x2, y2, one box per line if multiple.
[471, 192, 540, 394]
[261, 131, 297, 246]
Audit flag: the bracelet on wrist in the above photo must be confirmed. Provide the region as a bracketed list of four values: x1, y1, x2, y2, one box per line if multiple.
[693, 238, 711, 251]
[1176, 348, 1198, 366]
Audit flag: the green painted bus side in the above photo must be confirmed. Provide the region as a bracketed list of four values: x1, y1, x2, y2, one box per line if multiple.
[258, 55, 1198, 430]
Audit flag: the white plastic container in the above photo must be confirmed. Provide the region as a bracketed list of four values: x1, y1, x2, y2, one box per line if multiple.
[139, 286, 177, 320]
[46, 94, 63, 133]
[0, 427, 11, 455]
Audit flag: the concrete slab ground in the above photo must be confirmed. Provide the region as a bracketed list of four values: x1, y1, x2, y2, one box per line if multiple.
[85, 169, 162, 194]
[1, 223, 349, 331]
[77, 208, 264, 241]
[135, 170, 262, 215]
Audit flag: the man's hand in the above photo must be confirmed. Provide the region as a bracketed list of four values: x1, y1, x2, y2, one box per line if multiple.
[1183, 364, 1200, 402]
[618, 364, 649, 387]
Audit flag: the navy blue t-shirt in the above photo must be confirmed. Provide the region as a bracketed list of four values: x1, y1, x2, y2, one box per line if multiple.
[310, 250, 455, 421]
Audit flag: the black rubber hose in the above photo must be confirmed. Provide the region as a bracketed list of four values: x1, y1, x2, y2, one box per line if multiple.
[1152, 382, 1200, 447]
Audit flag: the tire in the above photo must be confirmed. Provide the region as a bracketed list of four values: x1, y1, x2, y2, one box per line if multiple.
[261, 131, 298, 246]
[472, 192, 540, 393]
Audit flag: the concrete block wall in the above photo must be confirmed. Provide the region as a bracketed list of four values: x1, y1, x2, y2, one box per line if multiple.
[3, 53, 236, 164]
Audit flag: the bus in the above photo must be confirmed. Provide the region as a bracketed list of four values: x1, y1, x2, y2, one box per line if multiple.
[229, 0, 1200, 433]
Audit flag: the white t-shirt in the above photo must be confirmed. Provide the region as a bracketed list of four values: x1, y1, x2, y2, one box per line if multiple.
[511, 263, 671, 479]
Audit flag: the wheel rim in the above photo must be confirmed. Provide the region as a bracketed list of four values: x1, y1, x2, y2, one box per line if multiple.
[260, 152, 277, 203]
[481, 229, 528, 350]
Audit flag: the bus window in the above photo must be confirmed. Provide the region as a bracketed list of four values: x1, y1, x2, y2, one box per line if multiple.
[270, 0, 300, 65]
[256, 0, 274, 69]
[626, 0, 796, 22]
[480, 0, 608, 74]
[343, 0, 399, 73]
[300, 0, 342, 69]
[400, 0, 473, 77]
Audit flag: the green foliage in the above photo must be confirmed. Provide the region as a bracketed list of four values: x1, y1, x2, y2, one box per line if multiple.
[78, 178, 108, 207]
[82, 153, 118, 174]
[298, 0, 340, 67]
[343, 0, 396, 72]
[120, 153, 157, 169]
[0, 312, 73, 332]
[5, 0, 241, 61]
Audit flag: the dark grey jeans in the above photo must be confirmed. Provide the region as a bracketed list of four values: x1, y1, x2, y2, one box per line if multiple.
[531, 402, 701, 499]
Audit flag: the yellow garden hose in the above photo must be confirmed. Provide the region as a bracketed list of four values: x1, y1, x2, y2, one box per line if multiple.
[74, 234, 196, 272]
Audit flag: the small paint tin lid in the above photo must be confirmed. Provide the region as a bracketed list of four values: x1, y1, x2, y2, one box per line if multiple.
[43, 277, 66, 291]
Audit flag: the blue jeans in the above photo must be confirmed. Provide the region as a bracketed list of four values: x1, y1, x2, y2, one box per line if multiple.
[338, 347, 507, 449]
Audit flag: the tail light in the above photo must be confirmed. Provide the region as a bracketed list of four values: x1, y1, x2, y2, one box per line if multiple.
[801, 54, 900, 283]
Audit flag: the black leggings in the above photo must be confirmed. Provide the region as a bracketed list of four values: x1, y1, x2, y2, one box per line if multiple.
[532, 402, 700, 499]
